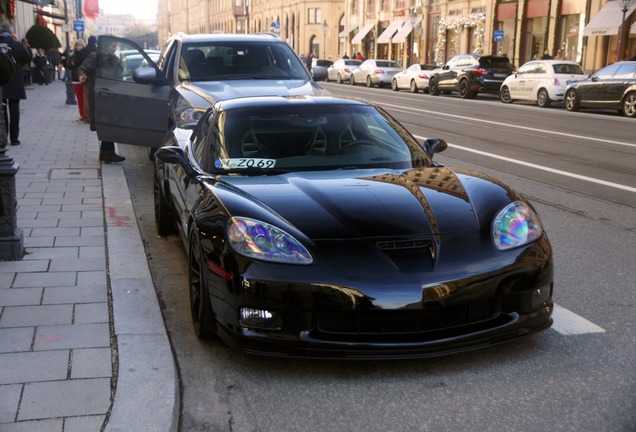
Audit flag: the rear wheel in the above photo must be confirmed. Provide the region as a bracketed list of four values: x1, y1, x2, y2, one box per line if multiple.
[622, 92, 636, 118]
[429, 77, 440, 95]
[537, 88, 552, 108]
[366, 76, 373, 87]
[565, 89, 580, 111]
[458, 79, 476, 99]
[188, 227, 217, 339]
[337, 73, 343, 84]
[410, 80, 418, 93]
[500, 86, 513, 103]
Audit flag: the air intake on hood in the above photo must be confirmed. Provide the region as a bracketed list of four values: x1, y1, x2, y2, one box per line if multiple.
[377, 239, 435, 273]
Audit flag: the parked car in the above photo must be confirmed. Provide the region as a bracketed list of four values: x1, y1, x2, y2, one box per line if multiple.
[327, 58, 362, 83]
[564, 61, 636, 118]
[429, 54, 515, 99]
[153, 94, 554, 359]
[391, 63, 437, 93]
[311, 58, 333, 81]
[91, 33, 326, 155]
[350, 59, 403, 87]
[499, 60, 587, 107]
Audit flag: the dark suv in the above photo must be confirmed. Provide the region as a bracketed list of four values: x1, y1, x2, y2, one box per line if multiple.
[92, 33, 326, 151]
[428, 54, 515, 99]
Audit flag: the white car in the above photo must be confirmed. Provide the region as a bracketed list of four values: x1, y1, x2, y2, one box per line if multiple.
[391, 64, 437, 93]
[350, 59, 403, 88]
[499, 60, 587, 107]
[327, 58, 362, 83]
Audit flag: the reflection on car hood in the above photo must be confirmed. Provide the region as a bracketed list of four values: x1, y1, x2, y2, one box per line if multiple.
[183, 80, 327, 105]
[219, 167, 513, 239]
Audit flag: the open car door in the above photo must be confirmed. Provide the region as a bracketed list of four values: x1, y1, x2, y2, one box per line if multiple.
[94, 36, 170, 147]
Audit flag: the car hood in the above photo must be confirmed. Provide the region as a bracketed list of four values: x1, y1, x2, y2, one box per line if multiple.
[216, 167, 514, 240]
[181, 80, 327, 106]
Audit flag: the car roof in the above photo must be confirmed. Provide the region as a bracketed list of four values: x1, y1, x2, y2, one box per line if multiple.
[170, 32, 284, 44]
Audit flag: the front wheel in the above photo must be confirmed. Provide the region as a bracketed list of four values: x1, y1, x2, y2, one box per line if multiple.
[429, 77, 440, 96]
[622, 92, 636, 118]
[350, 75, 356, 85]
[391, 79, 399, 91]
[500, 86, 513, 103]
[188, 228, 217, 339]
[565, 89, 580, 111]
[537, 88, 552, 107]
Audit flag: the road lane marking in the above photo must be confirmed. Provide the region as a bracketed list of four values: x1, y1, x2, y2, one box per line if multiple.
[382, 102, 636, 148]
[551, 304, 605, 335]
[413, 134, 636, 194]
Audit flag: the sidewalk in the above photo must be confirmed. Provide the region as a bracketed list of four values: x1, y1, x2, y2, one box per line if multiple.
[0, 82, 178, 432]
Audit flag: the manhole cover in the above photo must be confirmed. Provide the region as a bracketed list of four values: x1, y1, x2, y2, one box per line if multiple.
[49, 169, 100, 179]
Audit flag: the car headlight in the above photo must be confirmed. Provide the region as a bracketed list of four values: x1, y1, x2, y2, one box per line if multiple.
[492, 201, 543, 250]
[177, 107, 205, 128]
[227, 217, 313, 264]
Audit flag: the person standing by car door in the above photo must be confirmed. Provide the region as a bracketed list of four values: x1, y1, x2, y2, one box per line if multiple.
[0, 22, 32, 146]
[78, 39, 125, 163]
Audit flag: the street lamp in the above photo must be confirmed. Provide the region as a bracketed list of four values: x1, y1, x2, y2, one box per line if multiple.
[617, 0, 634, 61]
[409, 10, 417, 66]
[322, 20, 328, 59]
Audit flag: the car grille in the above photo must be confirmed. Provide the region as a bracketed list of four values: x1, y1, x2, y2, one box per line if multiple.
[316, 299, 499, 335]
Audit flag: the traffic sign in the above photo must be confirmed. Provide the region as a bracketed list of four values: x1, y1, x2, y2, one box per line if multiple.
[73, 20, 85, 32]
[494, 30, 504, 42]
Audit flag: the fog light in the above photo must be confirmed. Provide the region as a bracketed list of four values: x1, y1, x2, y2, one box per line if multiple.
[240, 307, 282, 330]
[531, 284, 552, 309]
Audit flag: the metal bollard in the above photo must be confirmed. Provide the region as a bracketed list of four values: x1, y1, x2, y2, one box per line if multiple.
[0, 146, 23, 261]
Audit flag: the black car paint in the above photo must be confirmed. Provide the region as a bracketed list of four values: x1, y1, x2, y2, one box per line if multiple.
[154, 96, 554, 359]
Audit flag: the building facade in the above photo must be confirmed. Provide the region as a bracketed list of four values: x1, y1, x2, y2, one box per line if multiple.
[156, 0, 635, 73]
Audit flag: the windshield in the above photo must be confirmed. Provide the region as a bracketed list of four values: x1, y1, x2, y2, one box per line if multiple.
[179, 41, 309, 81]
[207, 103, 432, 174]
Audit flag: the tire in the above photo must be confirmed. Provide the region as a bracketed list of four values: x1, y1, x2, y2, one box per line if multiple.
[188, 227, 217, 339]
[154, 169, 175, 236]
[429, 77, 440, 95]
[337, 73, 343, 84]
[350, 75, 355, 85]
[410, 80, 418, 93]
[622, 92, 636, 118]
[148, 147, 157, 161]
[565, 89, 580, 111]
[537, 88, 551, 108]
[500, 86, 513, 103]
[366, 75, 373, 87]
[458, 79, 476, 99]
[391, 79, 399, 91]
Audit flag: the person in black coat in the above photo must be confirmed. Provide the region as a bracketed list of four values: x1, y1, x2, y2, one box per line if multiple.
[0, 22, 33, 146]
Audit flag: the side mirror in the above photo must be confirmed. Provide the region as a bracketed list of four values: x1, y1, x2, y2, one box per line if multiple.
[155, 146, 198, 178]
[133, 66, 166, 85]
[421, 138, 448, 158]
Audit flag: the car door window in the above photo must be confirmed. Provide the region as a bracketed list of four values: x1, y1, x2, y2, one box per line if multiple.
[614, 64, 636, 79]
[594, 64, 621, 80]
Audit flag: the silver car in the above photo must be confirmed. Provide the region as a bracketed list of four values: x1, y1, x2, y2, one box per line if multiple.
[327, 58, 362, 83]
[350, 59, 403, 88]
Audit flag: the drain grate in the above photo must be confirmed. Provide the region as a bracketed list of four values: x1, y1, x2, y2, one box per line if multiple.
[49, 169, 100, 180]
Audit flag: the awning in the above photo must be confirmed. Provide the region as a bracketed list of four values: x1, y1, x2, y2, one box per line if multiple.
[376, 19, 404, 43]
[583, 0, 636, 36]
[391, 18, 422, 43]
[339, 25, 358, 38]
[351, 22, 376, 44]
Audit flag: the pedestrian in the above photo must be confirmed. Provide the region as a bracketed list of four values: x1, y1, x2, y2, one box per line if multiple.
[305, 51, 314, 70]
[541, 49, 552, 60]
[0, 22, 32, 146]
[342, 53, 349, 59]
[21, 38, 31, 86]
[355, 51, 364, 61]
[78, 38, 126, 163]
[75, 35, 97, 122]
[68, 39, 86, 121]
[554, 49, 564, 60]
[48, 48, 62, 80]
[33, 48, 49, 85]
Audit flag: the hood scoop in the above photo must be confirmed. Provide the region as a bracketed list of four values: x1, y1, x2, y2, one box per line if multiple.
[376, 238, 435, 273]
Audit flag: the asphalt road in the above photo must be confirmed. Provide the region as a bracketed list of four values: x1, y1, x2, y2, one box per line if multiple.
[119, 86, 636, 432]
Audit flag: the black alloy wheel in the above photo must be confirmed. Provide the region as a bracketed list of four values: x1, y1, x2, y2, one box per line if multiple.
[188, 228, 217, 339]
[429, 77, 440, 95]
[458, 79, 476, 99]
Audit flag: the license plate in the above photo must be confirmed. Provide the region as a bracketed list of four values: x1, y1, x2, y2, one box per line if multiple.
[493, 73, 507, 78]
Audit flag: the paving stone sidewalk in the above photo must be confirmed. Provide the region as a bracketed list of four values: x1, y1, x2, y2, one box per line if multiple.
[0, 82, 177, 432]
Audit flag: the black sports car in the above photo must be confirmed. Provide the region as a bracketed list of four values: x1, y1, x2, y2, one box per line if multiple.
[154, 95, 554, 359]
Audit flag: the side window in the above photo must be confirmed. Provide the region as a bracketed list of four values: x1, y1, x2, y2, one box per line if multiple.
[594, 64, 620, 80]
[614, 64, 636, 79]
[517, 63, 534, 75]
[158, 40, 178, 80]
